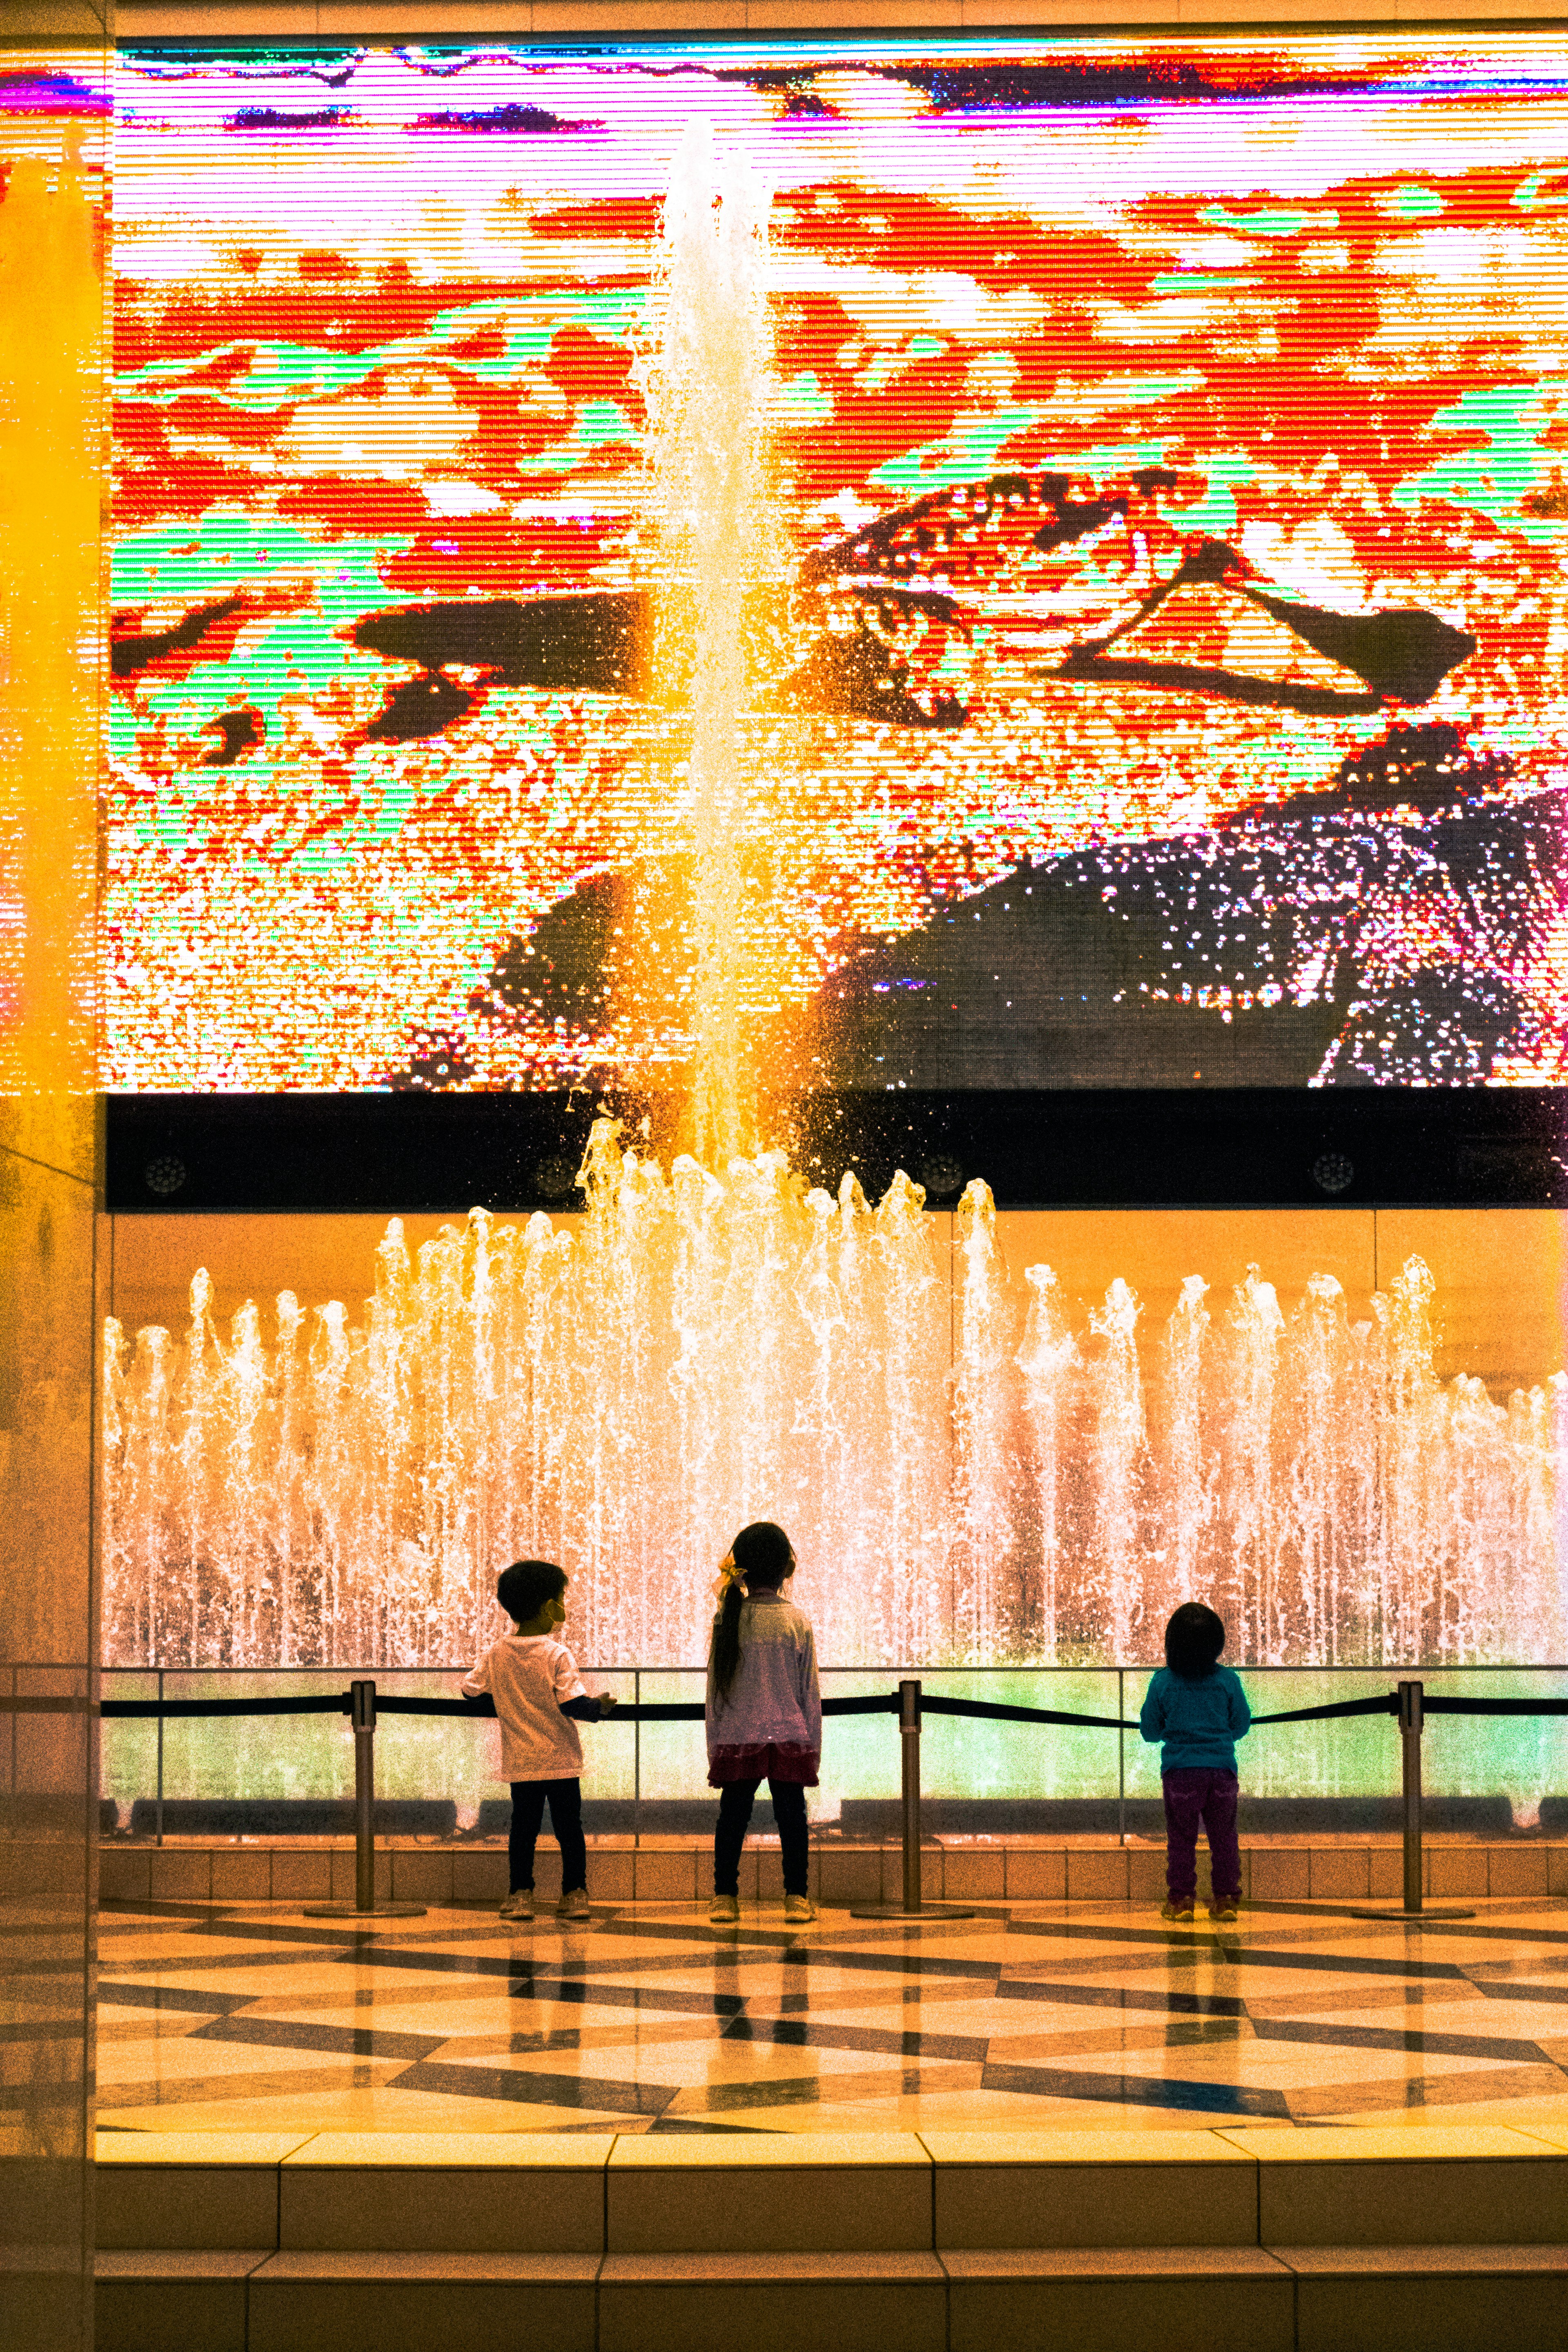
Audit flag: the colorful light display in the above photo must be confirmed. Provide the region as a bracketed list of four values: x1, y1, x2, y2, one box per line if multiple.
[107, 38, 1568, 1092]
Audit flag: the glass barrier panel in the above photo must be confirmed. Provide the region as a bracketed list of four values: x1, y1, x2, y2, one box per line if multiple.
[100, 1664, 1568, 1842]
[100, 1673, 158, 1828]
[1415, 1669, 1568, 1827]
[912, 1670, 1123, 1821]
[632, 1670, 708, 1824]
[154, 1673, 354, 1814]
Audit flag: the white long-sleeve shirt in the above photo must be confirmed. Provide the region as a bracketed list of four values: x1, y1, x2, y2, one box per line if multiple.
[705, 1590, 821, 1761]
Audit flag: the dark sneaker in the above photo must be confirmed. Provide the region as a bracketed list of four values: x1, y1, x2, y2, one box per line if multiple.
[1160, 1899, 1195, 1924]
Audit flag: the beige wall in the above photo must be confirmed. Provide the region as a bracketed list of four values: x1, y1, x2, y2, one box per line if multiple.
[995, 1209, 1568, 1395]
[112, 1202, 1567, 1398]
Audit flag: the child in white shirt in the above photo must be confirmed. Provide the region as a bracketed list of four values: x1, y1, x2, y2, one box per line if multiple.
[461, 1559, 615, 1923]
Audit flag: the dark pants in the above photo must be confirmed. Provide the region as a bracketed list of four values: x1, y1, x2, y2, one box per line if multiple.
[1163, 1768, 1241, 1902]
[714, 1777, 810, 1898]
[509, 1777, 586, 1894]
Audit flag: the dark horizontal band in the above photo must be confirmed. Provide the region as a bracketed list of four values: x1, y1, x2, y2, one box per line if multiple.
[107, 1088, 1566, 1213]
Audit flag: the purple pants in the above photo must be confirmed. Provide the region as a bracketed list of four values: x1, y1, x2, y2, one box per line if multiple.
[1163, 1768, 1240, 1902]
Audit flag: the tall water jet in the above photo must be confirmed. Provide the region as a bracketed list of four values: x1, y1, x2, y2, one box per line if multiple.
[1017, 1265, 1076, 1665]
[1161, 1275, 1212, 1618]
[644, 120, 777, 1164]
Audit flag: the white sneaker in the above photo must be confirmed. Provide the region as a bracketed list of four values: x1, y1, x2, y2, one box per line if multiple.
[708, 1894, 739, 1923]
[556, 1888, 591, 1922]
[499, 1890, 533, 1921]
[784, 1894, 815, 1925]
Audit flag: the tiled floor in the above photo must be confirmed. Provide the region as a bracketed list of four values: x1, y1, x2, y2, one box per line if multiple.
[96, 1886, 1568, 2140]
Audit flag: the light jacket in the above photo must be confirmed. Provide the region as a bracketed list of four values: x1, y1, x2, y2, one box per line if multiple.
[705, 1590, 821, 1764]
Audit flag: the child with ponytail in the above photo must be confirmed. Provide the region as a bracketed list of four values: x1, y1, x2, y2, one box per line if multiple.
[706, 1521, 820, 1926]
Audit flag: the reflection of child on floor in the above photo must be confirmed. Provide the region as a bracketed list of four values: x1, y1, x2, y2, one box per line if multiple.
[1140, 1603, 1251, 1926]
[461, 1559, 615, 1925]
[706, 1522, 820, 1928]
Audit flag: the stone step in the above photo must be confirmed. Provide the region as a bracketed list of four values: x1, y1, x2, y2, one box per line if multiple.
[94, 2241, 1568, 2352]
[97, 2121, 1568, 2256]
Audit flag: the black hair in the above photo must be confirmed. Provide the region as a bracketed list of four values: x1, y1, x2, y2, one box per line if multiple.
[497, 1559, 567, 1628]
[709, 1521, 795, 1706]
[1165, 1601, 1226, 1680]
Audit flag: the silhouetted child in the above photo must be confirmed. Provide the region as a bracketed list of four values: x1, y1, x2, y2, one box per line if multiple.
[1140, 1602, 1251, 1925]
[462, 1559, 615, 1924]
[706, 1521, 820, 1927]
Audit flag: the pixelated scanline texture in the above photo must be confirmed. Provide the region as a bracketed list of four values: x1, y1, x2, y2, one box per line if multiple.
[97, 37, 1568, 1091]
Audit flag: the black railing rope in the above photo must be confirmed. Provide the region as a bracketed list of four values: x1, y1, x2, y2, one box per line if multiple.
[100, 1687, 1559, 1726]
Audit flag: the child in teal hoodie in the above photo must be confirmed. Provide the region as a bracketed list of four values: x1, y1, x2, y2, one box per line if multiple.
[1140, 1603, 1251, 1925]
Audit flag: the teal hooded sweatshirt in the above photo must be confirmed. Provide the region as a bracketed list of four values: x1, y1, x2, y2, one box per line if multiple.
[1139, 1664, 1252, 1775]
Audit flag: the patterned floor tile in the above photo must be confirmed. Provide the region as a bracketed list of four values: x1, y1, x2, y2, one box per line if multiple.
[96, 1889, 1568, 2136]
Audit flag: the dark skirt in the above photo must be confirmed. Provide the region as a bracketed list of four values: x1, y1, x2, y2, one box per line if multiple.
[708, 1740, 820, 1787]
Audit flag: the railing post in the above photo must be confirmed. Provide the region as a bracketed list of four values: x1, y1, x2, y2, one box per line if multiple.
[156, 1667, 165, 1847]
[633, 1669, 641, 1851]
[353, 1679, 376, 1913]
[900, 1679, 922, 1913]
[1118, 1668, 1126, 1848]
[1399, 1679, 1423, 1915]
[1349, 1677, 1471, 1924]
[851, 1680, 973, 1922]
[303, 1676, 423, 1920]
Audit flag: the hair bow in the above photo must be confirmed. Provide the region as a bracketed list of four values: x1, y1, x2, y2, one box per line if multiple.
[712, 1550, 744, 1604]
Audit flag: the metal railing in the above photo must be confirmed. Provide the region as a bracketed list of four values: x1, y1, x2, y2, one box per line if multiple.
[99, 1661, 1568, 1848]
[97, 1667, 1568, 1931]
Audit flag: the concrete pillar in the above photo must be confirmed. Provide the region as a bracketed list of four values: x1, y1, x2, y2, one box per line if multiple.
[0, 17, 111, 2346]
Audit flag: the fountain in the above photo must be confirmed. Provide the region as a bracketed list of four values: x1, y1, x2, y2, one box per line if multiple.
[100, 1152, 1568, 1671]
[98, 131, 1568, 1679]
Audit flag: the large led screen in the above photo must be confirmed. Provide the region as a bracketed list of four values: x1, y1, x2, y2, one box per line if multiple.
[110, 38, 1568, 1093]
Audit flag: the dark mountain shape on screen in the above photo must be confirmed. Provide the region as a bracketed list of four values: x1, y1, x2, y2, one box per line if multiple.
[227, 106, 356, 131]
[728, 60, 1371, 115]
[199, 706, 264, 768]
[1260, 720, 1514, 823]
[388, 753, 1556, 1091]
[0, 71, 111, 116]
[410, 104, 603, 134]
[112, 584, 313, 683]
[815, 769, 1561, 1090]
[348, 581, 967, 738]
[486, 873, 620, 1031]
[112, 594, 248, 679]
